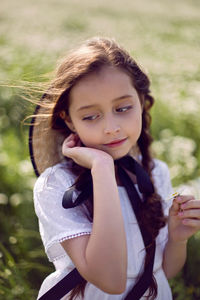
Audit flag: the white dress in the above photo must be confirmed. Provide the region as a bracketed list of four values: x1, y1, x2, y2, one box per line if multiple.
[33, 159, 173, 300]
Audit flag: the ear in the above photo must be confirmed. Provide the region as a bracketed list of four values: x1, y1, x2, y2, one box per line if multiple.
[60, 111, 76, 132]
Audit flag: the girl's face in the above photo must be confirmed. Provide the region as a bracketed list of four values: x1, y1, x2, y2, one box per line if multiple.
[64, 66, 142, 160]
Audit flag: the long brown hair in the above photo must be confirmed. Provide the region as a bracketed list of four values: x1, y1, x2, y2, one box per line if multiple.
[38, 37, 166, 299]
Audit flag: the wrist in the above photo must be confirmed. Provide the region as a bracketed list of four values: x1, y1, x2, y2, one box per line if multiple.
[91, 157, 115, 176]
[168, 237, 188, 246]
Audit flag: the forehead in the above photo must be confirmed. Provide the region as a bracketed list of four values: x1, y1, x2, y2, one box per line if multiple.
[69, 66, 136, 105]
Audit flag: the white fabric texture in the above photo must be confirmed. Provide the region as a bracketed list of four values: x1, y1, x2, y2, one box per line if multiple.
[33, 159, 173, 300]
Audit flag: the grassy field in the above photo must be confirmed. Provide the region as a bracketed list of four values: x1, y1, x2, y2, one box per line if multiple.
[0, 0, 200, 299]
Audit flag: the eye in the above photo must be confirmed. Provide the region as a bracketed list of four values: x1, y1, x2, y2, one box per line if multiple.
[82, 114, 100, 121]
[116, 105, 133, 113]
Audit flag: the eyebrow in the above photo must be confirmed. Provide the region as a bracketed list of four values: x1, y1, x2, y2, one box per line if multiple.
[77, 94, 133, 111]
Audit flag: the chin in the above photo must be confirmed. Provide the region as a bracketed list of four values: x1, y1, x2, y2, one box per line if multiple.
[109, 151, 130, 160]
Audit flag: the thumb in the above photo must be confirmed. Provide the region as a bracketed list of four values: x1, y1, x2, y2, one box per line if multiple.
[169, 198, 180, 216]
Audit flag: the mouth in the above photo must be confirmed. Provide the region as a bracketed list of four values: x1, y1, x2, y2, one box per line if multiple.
[104, 138, 127, 148]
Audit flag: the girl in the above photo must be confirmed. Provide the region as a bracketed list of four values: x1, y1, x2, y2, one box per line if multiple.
[30, 37, 200, 300]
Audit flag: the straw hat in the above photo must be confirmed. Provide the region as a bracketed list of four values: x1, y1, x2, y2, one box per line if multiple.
[29, 94, 68, 177]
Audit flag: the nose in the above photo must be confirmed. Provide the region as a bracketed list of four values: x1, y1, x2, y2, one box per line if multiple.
[103, 115, 120, 135]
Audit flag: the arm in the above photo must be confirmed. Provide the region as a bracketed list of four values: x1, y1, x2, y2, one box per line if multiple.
[162, 238, 187, 279]
[61, 136, 127, 294]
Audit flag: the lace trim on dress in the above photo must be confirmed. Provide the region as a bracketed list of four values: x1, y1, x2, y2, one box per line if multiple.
[59, 232, 91, 243]
[51, 253, 68, 262]
[47, 232, 91, 262]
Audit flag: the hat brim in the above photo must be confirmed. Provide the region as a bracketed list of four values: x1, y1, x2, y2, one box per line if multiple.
[29, 94, 68, 177]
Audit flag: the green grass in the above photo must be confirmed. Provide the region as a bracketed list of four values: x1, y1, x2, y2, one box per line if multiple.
[0, 0, 200, 298]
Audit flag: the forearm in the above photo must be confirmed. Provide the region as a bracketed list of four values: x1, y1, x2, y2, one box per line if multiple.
[84, 160, 127, 292]
[162, 238, 187, 279]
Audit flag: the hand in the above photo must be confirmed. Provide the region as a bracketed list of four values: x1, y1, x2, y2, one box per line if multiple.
[62, 133, 114, 169]
[168, 195, 200, 243]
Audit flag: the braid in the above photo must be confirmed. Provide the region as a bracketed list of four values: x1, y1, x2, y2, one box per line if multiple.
[137, 94, 166, 299]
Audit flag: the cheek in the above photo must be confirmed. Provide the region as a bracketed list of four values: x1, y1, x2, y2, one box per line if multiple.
[136, 116, 142, 137]
[75, 126, 100, 147]
[127, 110, 142, 132]
[79, 137, 100, 149]
[138, 114, 143, 131]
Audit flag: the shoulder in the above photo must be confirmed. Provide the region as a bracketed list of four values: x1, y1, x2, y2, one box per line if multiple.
[34, 160, 76, 194]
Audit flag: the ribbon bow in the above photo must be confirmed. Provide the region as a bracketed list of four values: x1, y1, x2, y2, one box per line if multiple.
[62, 155, 154, 209]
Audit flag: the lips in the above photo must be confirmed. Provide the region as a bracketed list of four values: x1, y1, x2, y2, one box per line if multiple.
[104, 138, 127, 147]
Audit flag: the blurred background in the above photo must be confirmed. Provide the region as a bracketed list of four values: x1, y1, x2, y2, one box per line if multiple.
[0, 0, 200, 299]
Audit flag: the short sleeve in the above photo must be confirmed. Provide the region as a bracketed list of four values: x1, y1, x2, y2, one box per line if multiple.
[33, 162, 92, 262]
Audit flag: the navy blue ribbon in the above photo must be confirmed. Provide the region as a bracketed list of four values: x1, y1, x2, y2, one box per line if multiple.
[62, 155, 154, 209]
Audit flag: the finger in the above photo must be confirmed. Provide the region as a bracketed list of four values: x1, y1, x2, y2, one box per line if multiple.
[62, 144, 72, 157]
[63, 139, 75, 148]
[65, 140, 75, 147]
[62, 138, 78, 156]
[180, 200, 200, 210]
[181, 218, 200, 228]
[169, 199, 180, 214]
[178, 209, 200, 219]
[63, 134, 77, 147]
[65, 133, 75, 142]
[175, 195, 195, 204]
[62, 146, 80, 158]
